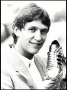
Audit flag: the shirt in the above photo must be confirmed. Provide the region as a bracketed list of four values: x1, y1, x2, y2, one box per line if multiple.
[12, 47, 44, 89]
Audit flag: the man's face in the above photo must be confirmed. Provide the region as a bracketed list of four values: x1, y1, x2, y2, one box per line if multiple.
[17, 20, 49, 54]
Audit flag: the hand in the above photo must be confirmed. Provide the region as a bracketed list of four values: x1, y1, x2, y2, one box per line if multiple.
[43, 70, 63, 89]
[57, 46, 66, 79]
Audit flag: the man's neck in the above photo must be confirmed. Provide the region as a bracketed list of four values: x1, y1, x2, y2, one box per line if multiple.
[13, 44, 34, 60]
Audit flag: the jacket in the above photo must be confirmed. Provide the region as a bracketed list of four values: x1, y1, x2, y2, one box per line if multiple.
[1, 45, 66, 89]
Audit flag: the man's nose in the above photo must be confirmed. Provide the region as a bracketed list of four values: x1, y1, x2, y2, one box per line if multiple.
[34, 31, 42, 41]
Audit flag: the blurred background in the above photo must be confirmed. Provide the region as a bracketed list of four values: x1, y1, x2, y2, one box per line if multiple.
[1, 1, 66, 58]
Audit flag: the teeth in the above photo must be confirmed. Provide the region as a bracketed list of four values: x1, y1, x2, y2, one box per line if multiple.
[35, 43, 41, 45]
[34, 43, 37, 45]
[35, 43, 38, 45]
[30, 42, 42, 45]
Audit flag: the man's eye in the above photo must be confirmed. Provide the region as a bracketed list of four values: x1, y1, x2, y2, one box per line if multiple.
[41, 29, 48, 34]
[29, 28, 36, 32]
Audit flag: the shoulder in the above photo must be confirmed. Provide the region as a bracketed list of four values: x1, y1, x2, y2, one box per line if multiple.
[1, 44, 15, 72]
[1, 44, 11, 66]
[1, 44, 11, 58]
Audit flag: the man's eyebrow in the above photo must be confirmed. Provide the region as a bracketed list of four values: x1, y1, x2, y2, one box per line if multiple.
[41, 28, 49, 33]
[28, 26, 49, 31]
[41, 28, 48, 30]
[28, 26, 38, 29]
[41, 28, 49, 31]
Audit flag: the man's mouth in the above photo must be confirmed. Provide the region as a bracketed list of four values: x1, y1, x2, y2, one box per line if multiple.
[29, 41, 43, 46]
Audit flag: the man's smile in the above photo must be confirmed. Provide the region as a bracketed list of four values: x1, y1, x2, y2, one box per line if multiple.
[29, 41, 43, 47]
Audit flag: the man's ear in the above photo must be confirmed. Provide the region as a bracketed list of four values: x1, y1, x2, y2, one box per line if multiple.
[14, 27, 21, 37]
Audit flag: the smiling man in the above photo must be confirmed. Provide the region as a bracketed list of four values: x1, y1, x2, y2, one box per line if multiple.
[1, 3, 66, 89]
[13, 20, 48, 60]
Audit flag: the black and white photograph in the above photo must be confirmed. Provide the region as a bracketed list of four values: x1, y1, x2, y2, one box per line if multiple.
[1, 1, 66, 89]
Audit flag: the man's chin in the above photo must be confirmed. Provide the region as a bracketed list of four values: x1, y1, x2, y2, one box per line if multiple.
[30, 49, 40, 54]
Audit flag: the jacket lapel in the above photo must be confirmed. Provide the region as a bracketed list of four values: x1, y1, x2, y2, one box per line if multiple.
[6, 46, 47, 89]
[6, 46, 38, 89]
[34, 55, 47, 81]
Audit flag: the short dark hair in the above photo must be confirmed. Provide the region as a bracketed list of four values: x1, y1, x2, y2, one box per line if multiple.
[12, 3, 51, 44]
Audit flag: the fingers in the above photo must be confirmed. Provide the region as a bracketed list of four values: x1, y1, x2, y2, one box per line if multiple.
[48, 71, 63, 89]
[57, 54, 66, 66]
[43, 76, 61, 89]
[43, 79, 58, 89]
[56, 47, 64, 66]
[57, 57, 62, 66]
[43, 70, 63, 89]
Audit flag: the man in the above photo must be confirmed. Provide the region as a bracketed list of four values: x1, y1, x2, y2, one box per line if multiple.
[1, 3, 66, 89]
